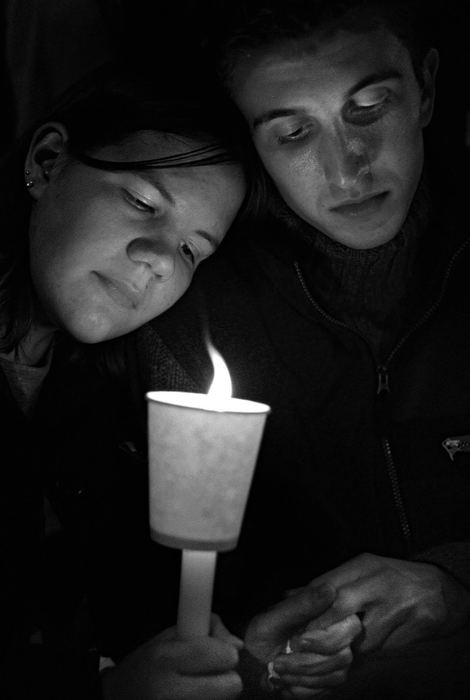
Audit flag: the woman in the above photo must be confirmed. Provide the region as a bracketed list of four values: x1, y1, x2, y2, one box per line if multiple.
[0, 63, 245, 698]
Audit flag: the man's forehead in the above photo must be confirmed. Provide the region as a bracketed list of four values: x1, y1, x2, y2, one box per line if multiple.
[233, 27, 409, 110]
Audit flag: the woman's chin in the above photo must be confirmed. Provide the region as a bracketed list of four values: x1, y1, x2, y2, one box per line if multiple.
[62, 311, 123, 344]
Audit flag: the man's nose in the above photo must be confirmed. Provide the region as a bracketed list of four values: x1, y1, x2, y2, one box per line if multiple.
[126, 237, 175, 281]
[319, 129, 372, 198]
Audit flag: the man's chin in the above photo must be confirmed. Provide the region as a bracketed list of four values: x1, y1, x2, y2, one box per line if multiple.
[272, 199, 404, 250]
[321, 215, 402, 250]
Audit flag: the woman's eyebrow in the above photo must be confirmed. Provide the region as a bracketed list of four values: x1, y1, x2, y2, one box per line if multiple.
[347, 69, 402, 98]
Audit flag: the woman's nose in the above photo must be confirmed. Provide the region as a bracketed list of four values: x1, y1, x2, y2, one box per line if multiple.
[126, 237, 175, 281]
[320, 129, 372, 198]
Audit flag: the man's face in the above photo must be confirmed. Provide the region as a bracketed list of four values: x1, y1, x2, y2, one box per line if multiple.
[232, 27, 437, 249]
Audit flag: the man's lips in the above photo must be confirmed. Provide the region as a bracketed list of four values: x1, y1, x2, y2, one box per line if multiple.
[330, 191, 389, 217]
[94, 272, 147, 309]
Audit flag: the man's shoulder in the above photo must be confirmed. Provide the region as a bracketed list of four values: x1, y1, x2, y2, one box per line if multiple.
[138, 242, 264, 387]
[149, 229, 291, 325]
[137, 228, 296, 388]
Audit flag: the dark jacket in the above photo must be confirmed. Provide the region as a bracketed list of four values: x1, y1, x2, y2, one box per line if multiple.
[26, 339, 182, 665]
[0, 341, 110, 699]
[136, 206, 470, 629]
[130, 205, 470, 697]
[12, 191, 470, 698]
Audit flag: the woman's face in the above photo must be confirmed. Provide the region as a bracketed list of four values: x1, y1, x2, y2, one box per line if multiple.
[27, 130, 245, 343]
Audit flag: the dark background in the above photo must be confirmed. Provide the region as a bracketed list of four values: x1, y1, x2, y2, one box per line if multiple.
[1, 0, 470, 154]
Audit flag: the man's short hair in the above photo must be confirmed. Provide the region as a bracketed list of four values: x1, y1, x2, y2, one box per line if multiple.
[213, 0, 433, 92]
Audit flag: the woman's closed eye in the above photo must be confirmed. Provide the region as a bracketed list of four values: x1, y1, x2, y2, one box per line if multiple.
[180, 241, 196, 266]
[124, 189, 157, 214]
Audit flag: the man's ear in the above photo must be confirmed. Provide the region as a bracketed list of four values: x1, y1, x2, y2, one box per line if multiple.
[419, 48, 439, 128]
[24, 122, 70, 200]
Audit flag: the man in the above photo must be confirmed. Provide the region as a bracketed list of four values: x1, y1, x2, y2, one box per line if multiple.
[134, 1, 470, 696]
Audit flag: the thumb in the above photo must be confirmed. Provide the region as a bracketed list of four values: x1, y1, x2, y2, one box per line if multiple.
[256, 584, 336, 639]
[211, 614, 244, 649]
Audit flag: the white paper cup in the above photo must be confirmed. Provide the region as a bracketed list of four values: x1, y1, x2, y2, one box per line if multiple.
[147, 391, 270, 551]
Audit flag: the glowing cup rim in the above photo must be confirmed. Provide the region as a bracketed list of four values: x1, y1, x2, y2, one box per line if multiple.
[146, 390, 270, 414]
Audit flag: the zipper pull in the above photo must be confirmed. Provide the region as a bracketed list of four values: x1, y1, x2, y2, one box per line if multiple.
[375, 365, 391, 435]
[377, 365, 390, 394]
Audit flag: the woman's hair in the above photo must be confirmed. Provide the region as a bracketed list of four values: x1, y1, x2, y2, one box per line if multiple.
[0, 61, 251, 352]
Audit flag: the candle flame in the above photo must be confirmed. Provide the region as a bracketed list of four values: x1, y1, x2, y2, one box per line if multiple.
[207, 343, 232, 400]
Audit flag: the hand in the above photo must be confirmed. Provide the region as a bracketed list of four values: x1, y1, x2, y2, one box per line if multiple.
[245, 584, 361, 698]
[304, 552, 470, 654]
[102, 614, 242, 700]
[271, 613, 362, 699]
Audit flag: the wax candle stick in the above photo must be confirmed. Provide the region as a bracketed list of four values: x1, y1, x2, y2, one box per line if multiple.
[177, 549, 217, 638]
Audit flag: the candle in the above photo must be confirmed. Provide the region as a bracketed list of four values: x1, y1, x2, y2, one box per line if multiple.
[177, 550, 217, 637]
[147, 344, 270, 638]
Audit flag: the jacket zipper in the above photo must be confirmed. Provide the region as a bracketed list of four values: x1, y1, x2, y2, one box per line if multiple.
[294, 234, 470, 547]
[376, 366, 412, 547]
[294, 263, 411, 541]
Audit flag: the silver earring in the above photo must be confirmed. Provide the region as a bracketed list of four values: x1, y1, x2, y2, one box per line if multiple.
[25, 169, 34, 189]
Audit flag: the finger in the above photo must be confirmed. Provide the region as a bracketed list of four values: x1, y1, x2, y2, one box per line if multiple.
[104, 654, 241, 700]
[286, 587, 303, 598]
[278, 668, 349, 689]
[357, 605, 408, 653]
[380, 619, 426, 651]
[181, 671, 242, 699]
[283, 687, 328, 698]
[210, 614, 244, 649]
[309, 553, 381, 590]
[172, 638, 239, 674]
[298, 614, 363, 653]
[153, 625, 178, 642]
[251, 584, 336, 640]
[273, 647, 353, 676]
[306, 581, 374, 630]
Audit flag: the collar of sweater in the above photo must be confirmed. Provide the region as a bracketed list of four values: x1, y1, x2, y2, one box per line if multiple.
[300, 179, 433, 357]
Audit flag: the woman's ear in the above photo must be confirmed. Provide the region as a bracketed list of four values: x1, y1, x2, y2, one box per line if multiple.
[24, 122, 70, 200]
[419, 48, 439, 128]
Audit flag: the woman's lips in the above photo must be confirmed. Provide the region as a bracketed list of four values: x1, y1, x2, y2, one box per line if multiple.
[330, 192, 389, 218]
[94, 272, 144, 309]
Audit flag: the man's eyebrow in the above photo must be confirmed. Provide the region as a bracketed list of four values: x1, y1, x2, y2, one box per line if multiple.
[253, 108, 302, 131]
[195, 229, 220, 250]
[252, 70, 402, 130]
[347, 69, 403, 97]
